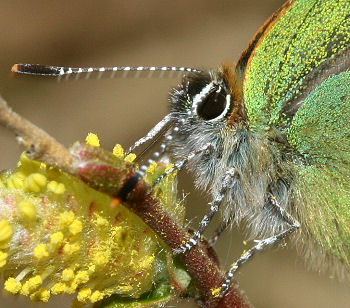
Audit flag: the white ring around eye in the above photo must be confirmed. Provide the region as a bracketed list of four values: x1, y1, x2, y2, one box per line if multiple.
[191, 81, 216, 115]
[191, 82, 231, 122]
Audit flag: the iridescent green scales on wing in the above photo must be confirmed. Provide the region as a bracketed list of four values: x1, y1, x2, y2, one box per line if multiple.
[243, 0, 350, 129]
[287, 71, 350, 266]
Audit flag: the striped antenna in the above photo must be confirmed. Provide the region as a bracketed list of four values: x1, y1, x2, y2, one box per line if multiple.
[11, 64, 202, 79]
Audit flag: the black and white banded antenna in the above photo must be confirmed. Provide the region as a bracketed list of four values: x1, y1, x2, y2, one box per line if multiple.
[11, 63, 202, 79]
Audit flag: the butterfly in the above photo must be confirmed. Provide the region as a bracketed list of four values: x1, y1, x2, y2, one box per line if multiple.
[12, 0, 350, 299]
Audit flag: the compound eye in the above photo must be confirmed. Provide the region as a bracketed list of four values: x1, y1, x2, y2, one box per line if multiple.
[196, 87, 229, 121]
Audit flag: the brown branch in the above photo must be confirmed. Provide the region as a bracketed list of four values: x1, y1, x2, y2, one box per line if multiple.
[0, 95, 72, 172]
[0, 95, 251, 308]
[127, 183, 251, 308]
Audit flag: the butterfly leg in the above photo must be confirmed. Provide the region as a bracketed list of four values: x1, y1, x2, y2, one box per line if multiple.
[219, 193, 300, 297]
[175, 168, 237, 254]
[153, 143, 213, 186]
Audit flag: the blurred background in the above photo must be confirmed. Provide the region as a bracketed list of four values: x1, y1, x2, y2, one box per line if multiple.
[1, 0, 349, 307]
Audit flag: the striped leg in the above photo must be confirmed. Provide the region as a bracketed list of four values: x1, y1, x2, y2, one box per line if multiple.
[153, 143, 213, 187]
[219, 193, 300, 297]
[175, 168, 237, 254]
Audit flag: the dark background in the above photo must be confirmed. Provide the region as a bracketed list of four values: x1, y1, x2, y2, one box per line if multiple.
[1, 1, 350, 307]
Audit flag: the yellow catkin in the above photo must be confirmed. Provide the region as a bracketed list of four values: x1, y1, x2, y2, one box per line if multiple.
[4, 278, 22, 294]
[95, 215, 109, 228]
[112, 144, 124, 158]
[0, 220, 13, 248]
[85, 133, 100, 147]
[0, 250, 8, 267]
[30, 288, 50, 302]
[39, 162, 47, 170]
[33, 244, 49, 260]
[165, 163, 174, 172]
[63, 243, 80, 255]
[47, 181, 66, 194]
[124, 153, 136, 163]
[137, 255, 154, 269]
[50, 232, 64, 246]
[21, 275, 43, 295]
[6, 172, 25, 189]
[62, 268, 75, 281]
[74, 271, 89, 285]
[51, 282, 66, 295]
[0, 144, 179, 304]
[147, 161, 157, 175]
[90, 290, 104, 303]
[116, 285, 133, 293]
[66, 282, 78, 294]
[93, 251, 109, 267]
[59, 211, 75, 227]
[18, 200, 36, 221]
[77, 287, 92, 302]
[25, 173, 47, 193]
[69, 220, 83, 235]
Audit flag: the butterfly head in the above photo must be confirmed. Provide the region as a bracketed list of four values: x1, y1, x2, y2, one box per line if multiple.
[167, 64, 246, 159]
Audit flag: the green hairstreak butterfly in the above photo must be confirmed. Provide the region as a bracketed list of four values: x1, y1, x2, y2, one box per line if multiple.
[11, 0, 350, 302]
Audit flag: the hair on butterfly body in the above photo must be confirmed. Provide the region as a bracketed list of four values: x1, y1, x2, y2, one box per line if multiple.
[167, 63, 293, 233]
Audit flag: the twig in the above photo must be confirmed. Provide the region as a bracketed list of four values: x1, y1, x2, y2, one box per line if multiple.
[0, 95, 251, 308]
[0, 95, 72, 171]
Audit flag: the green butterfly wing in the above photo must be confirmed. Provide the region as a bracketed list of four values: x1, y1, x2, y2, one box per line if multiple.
[241, 0, 350, 129]
[288, 72, 350, 268]
[241, 0, 350, 272]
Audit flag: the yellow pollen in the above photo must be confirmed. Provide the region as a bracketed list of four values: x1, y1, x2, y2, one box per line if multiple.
[77, 287, 92, 302]
[51, 282, 66, 295]
[117, 285, 133, 293]
[95, 216, 109, 228]
[0, 219, 13, 248]
[6, 172, 25, 189]
[0, 250, 8, 267]
[65, 282, 78, 294]
[74, 270, 89, 284]
[112, 144, 124, 158]
[50, 232, 64, 246]
[62, 268, 75, 281]
[147, 161, 157, 175]
[33, 244, 49, 260]
[21, 275, 43, 295]
[30, 288, 50, 302]
[47, 181, 66, 194]
[18, 200, 37, 221]
[165, 163, 174, 172]
[4, 278, 22, 294]
[90, 290, 104, 303]
[63, 243, 80, 255]
[211, 287, 221, 298]
[25, 173, 47, 193]
[39, 162, 47, 169]
[59, 211, 75, 226]
[138, 255, 154, 269]
[85, 133, 100, 147]
[124, 153, 136, 163]
[69, 219, 83, 235]
[93, 251, 109, 267]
